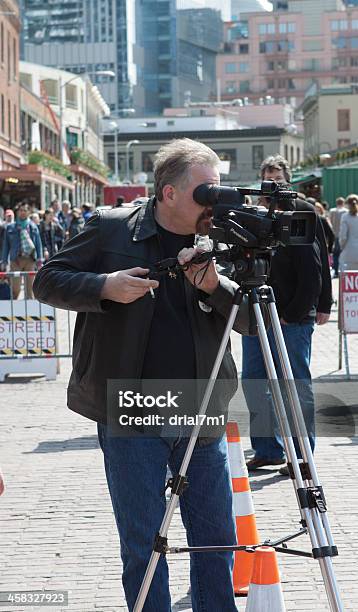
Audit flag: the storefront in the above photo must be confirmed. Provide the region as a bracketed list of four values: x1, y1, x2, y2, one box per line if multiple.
[0, 164, 74, 210]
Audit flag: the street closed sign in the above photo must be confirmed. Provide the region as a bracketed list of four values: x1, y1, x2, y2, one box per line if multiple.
[340, 271, 358, 333]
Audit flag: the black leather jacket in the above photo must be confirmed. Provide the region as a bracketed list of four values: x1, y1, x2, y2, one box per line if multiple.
[33, 199, 243, 424]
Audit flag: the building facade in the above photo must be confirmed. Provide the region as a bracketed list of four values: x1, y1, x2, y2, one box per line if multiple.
[21, 0, 138, 113]
[17, 62, 110, 208]
[217, 0, 358, 108]
[0, 0, 21, 171]
[299, 83, 358, 156]
[103, 122, 303, 186]
[135, 0, 223, 115]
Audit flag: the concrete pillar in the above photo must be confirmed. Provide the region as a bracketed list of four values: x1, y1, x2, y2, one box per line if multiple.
[40, 180, 46, 210]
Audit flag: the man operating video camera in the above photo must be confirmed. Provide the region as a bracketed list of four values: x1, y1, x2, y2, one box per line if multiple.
[242, 154, 332, 473]
[33, 138, 245, 612]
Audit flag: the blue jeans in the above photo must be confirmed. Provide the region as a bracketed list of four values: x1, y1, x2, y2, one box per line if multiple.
[97, 426, 237, 612]
[241, 321, 315, 460]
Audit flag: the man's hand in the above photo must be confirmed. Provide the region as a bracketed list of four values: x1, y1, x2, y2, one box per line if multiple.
[316, 312, 330, 325]
[178, 247, 219, 295]
[100, 267, 159, 304]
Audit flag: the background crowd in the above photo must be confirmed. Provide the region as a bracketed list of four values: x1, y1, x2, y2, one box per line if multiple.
[0, 187, 358, 300]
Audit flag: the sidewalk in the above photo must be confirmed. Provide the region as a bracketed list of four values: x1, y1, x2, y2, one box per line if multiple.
[0, 278, 357, 611]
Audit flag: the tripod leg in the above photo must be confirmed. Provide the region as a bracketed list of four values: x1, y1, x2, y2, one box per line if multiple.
[133, 297, 243, 612]
[264, 298, 343, 612]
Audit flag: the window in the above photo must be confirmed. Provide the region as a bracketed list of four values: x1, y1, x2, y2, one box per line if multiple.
[0, 23, 3, 64]
[303, 58, 320, 70]
[65, 83, 78, 109]
[20, 72, 32, 90]
[1, 94, 4, 133]
[239, 80, 250, 93]
[333, 57, 348, 68]
[280, 23, 296, 35]
[332, 37, 346, 49]
[258, 23, 275, 35]
[352, 20, 358, 30]
[8, 99, 11, 140]
[331, 20, 348, 31]
[239, 44, 249, 54]
[351, 37, 358, 49]
[42, 79, 58, 104]
[337, 109, 350, 131]
[338, 138, 350, 148]
[252, 145, 264, 169]
[267, 61, 275, 71]
[302, 40, 323, 51]
[351, 56, 358, 66]
[297, 147, 300, 164]
[267, 78, 275, 89]
[288, 78, 296, 90]
[225, 81, 237, 93]
[225, 62, 238, 73]
[7, 31, 10, 81]
[278, 78, 286, 89]
[13, 37, 16, 79]
[142, 152, 156, 173]
[13, 103, 17, 141]
[239, 62, 249, 73]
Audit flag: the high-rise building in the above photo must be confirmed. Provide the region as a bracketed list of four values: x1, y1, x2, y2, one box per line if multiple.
[231, 0, 272, 20]
[217, 0, 358, 109]
[136, 0, 223, 115]
[21, 1, 138, 113]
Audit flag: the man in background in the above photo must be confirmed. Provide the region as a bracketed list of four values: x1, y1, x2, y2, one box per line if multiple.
[330, 196, 347, 277]
[1, 202, 43, 298]
[243, 154, 332, 473]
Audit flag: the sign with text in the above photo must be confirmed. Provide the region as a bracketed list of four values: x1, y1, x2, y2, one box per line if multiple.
[0, 300, 56, 356]
[339, 271, 358, 333]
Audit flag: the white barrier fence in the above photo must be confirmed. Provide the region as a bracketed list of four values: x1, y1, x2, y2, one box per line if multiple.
[0, 271, 72, 380]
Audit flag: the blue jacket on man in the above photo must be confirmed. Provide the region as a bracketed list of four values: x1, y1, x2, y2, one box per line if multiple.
[1, 221, 43, 264]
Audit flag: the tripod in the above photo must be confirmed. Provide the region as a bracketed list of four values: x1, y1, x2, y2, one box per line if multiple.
[133, 278, 343, 612]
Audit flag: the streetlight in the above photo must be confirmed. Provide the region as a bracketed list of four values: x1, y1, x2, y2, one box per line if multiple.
[107, 120, 120, 183]
[125, 140, 140, 183]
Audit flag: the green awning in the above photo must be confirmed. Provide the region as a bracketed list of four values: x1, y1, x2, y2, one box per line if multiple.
[291, 173, 319, 186]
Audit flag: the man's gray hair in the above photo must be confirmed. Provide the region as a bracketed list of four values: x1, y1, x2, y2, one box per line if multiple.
[154, 138, 220, 201]
[260, 154, 292, 183]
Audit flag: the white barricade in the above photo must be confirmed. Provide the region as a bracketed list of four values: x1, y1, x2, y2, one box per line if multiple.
[0, 271, 72, 381]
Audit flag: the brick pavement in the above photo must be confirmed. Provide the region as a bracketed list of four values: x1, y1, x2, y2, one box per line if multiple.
[0, 278, 357, 611]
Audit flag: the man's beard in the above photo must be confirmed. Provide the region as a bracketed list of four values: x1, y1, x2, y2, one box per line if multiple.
[196, 208, 213, 235]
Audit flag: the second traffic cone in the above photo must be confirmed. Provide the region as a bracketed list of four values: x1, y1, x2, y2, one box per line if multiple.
[226, 422, 260, 596]
[245, 547, 286, 611]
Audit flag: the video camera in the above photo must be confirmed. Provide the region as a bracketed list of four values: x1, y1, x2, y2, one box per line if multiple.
[153, 180, 317, 286]
[193, 180, 316, 249]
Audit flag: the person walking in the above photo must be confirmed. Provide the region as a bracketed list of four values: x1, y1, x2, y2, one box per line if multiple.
[67, 208, 84, 240]
[1, 202, 43, 298]
[330, 197, 347, 277]
[39, 208, 66, 260]
[339, 194, 358, 271]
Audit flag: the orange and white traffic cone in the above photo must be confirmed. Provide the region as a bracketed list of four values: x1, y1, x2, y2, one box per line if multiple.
[245, 546, 286, 611]
[226, 422, 260, 596]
